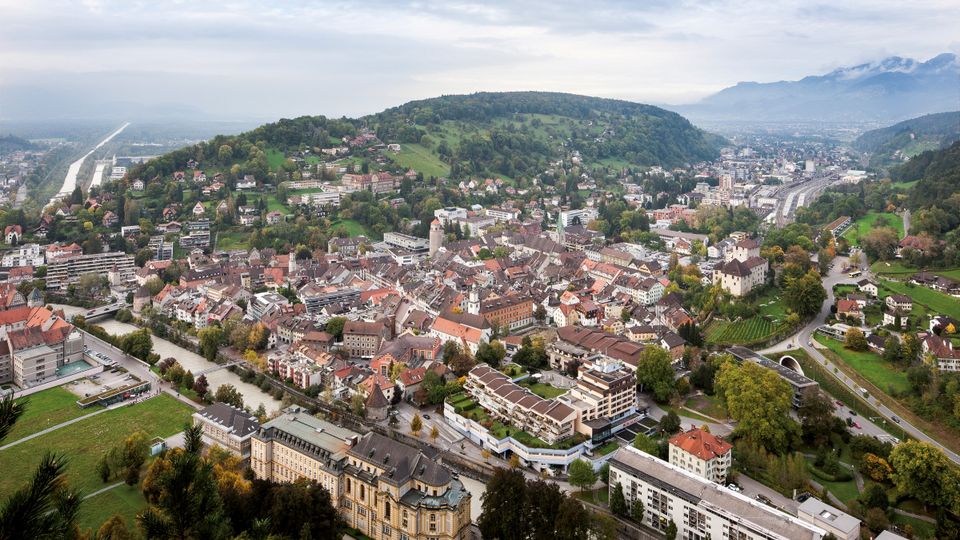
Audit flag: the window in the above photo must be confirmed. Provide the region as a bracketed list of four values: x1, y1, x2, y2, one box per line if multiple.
[358, 507, 367, 516]
[384, 502, 391, 520]
[382, 524, 392, 536]
[360, 484, 365, 500]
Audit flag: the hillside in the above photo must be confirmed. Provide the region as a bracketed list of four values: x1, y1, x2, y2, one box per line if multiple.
[364, 92, 722, 178]
[676, 53, 959, 123]
[0, 134, 35, 153]
[892, 140, 960, 210]
[854, 111, 960, 167]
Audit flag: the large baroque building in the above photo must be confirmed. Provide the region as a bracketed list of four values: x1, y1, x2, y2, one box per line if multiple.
[713, 238, 768, 297]
[251, 409, 473, 540]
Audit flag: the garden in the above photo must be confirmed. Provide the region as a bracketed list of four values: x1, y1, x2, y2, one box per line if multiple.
[705, 288, 795, 346]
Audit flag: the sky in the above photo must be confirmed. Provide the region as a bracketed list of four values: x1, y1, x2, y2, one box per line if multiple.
[1, 0, 958, 121]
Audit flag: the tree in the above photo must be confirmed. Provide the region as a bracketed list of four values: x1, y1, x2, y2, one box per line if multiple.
[659, 411, 681, 435]
[665, 519, 678, 540]
[633, 432, 658, 454]
[567, 459, 597, 492]
[350, 393, 366, 418]
[410, 414, 422, 435]
[214, 384, 245, 409]
[798, 392, 836, 446]
[883, 335, 902, 363]
[630, 499, 645, 523]
[181, 371, 195, 393]
[139, 449, 229, 540]
[441, 340, 460, 363]
[324, 317, 347, 341]
[534, 304, 547, 323]
[0, 394, 26, 443]
[97, 514, 134, 540]
[889, 440, 960, 513]
[199, 326, 224, 362]
[610, 482, 627, 516]
[783, 269, 827, 318]
[430, 426, 440, 440]
[635, 346, 676, 403]
[193, 374, 210, 397]
[120, 328, 153, 361]
[715, 358, 798, 454]
[861, 227, 900, 261]
[509, 454, 521, 469]
[845, 328, 868, 352]
[476, 340, 506, 368]
[478, 468, 529, 540]
[0, 452, 83, 539]
[860, 482, 890, 511]
[902, 333, 922, 364]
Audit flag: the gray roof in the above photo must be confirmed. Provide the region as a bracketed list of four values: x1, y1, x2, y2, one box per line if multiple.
[348, 431, 452, 487]
[798, 498, 861, 535]
[610, 447, 824, 540]
[195, 402, 261, 438]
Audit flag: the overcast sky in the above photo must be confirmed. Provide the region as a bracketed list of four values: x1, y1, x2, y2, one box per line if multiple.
[1, 0, 958, 121]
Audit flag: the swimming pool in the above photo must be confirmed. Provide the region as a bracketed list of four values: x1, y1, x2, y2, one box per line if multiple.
[56, 360, 95, 377]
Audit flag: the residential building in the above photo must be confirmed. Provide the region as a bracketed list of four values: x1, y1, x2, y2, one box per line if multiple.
[558, 356, 638, 442]
[343, 320, 391, 358]
[608, 447, 826, 540]
[0, 306, 85, 387]
[45, 251, 136, 290]
[474, 293, 533, 330]
[251, 410, 472, 540]
[192, 402, 260, 459]
[797, 498, 860, 540]
[668, 428, 733, 483]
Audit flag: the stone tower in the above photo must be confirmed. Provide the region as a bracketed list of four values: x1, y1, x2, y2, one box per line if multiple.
[467, 286, 480, 315]
[429, 218, 443, 257]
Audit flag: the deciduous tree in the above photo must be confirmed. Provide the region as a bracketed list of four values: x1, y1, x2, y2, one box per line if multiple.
[716, 359, 798, 454]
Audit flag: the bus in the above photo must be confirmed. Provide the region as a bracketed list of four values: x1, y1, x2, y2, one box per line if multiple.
[848, 270, 862, 278]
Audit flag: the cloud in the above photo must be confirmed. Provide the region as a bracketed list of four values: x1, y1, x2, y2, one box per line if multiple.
[0, 0, 957, 120]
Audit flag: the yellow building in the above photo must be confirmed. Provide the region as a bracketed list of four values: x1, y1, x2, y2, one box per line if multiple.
[251, 409, 472, 540]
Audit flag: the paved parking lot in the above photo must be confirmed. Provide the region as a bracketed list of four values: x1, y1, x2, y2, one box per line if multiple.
[64, 368, 143, 400]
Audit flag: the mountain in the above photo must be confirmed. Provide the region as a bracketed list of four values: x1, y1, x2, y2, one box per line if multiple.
[854, 111, 960, 167]
[362, 92, 722, 178]
[892, 139, 960, 210]
[676, 53, 960, 124]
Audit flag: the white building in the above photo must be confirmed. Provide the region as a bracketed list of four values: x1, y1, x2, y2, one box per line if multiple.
[797, 498, 861, 540]
[434, 206, 467, 226]
[609, 447, 826, 540]
[1, 243, 45, 267]
[668, 427, 732, 484]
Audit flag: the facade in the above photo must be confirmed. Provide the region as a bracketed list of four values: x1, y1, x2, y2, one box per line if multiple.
[429, 219, 443, 257]
[45, 251, 136, 290]
[559, 356, 637, 440]
[668, 428, 733, 484]
[609, 446, 826, 540]
[713, 256, 768, 296]
[192, 402, 260, 459]
[343, 320, 391, 358]
[474, 294, 534, 330]
[251, 409, 472, 540]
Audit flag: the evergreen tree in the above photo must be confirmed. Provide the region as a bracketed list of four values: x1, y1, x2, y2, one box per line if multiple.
[609, 482, 627, 516]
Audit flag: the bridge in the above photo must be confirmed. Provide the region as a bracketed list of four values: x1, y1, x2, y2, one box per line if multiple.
[82, 302, 126, 321]
[197, 361, 243, 376]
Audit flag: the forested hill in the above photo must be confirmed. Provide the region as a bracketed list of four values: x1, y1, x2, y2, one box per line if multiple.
[0, 134, 35, 153]
[854, 111, 960, 167]
[892, 140, 960, 210]
[364, 92, 722, 177]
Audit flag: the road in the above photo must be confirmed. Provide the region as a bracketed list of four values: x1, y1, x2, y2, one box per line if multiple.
[902, 209, 911, 236]
[762, 257, 960, 464]
[50, 122, 129, 207]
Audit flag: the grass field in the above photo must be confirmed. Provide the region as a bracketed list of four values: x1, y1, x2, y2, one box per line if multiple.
[660, 404, 715, 425]
[684, 394, 728, 420]
[330, 219, 370, 238]
[0, 394, 193, 496]
[215, 229, 250, 251]
[843, 212, 904, 245]
[870, 260, 918, 276]
[5, 387, 100, 443]
[265, 148, 286, 170]
[519, 381, 568, 399]
[815, 335, 911, 395]
[78, 484, 147, 536]
[881, 279, 960, 320]
[388, 143, 450, 178]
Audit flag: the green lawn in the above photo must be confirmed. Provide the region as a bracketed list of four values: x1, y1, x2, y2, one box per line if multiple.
[0, 395, 193, 496]
[253, 194, 286, 212]
[265, 148, 286, 170]
[815, 335, 911, 395]
[659, 404, 715, 425]
[817, 476, 860, 506]
[684, 394, 728, 420]
[843, 212, 904, 245]
[870, 260, 918, 277]
[329, 219, 370, 238]
[78, 484, 147, 536]
[892, 513, 936, 539]
[388, 143, 450, 178]
[572, 486, 609, 505]
[881, 279, 960, 320]
[215, 229, 250, 251]
[5, 387, 100, 443]
[520, 381, 568, 399]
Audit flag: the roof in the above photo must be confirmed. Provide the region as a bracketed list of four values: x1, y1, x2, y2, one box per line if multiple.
[610, 447, 824, 540]
[348, 431, 452, 487]
[798, 498, 861, 535]
[194, 402, 260, 438]
[669, 428, 732, 461]
[365, 383, 390, 410]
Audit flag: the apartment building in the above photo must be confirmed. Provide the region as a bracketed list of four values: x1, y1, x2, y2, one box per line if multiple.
[251, 410, 472, 540]
[472, 293, 533, 330]
[0, 306, 84, 387]
[343, 320, 391, 358]
[609, 447, 826, 540]
[192, 402, 260, 459]
[797, 498, 860, 540]
[559, 356, 637, 442]
[668, 427, 733, 484]
[45, 251, 136, 290]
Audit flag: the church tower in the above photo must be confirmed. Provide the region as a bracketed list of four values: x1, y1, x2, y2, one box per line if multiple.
[467, 286, 480, 315]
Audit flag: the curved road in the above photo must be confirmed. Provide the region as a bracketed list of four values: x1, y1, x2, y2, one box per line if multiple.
[762, 256, 960, 464]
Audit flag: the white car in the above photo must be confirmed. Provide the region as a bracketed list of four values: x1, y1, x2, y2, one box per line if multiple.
[726, 484, 741, 492]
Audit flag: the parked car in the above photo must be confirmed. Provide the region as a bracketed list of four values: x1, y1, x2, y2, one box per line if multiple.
[849, 410, 857, 416]
[891, 415, 901, 424]
[423, 414, 431, 420]
[756, 494, 772, 505]
[852, 422, 861, 429]
[726, 483, 741, 492]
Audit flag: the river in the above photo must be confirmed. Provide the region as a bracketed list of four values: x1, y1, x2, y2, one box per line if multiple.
[93, 318, 280, 413]
[50, 122, 129, 206]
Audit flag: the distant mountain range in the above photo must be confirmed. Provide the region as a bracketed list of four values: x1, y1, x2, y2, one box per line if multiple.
[854, 111, 960, 167]
[675, 53, 960, 124]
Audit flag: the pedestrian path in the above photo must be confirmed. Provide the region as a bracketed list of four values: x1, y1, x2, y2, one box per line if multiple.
[84, 481, 124, 500]
[0, 407, 110, 451]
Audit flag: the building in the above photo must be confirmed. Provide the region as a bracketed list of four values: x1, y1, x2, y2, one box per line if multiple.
[1, 243, 45, 267]
[384, 232, 430, 252]
[465, 364, 577, 445]
[434, 207, 467, 226]
[727, 347, 819, 408]
[343, 320, 391, 358]
[824, 216, 852, 238]
[797, 498, 860, 540]
[251, 409, 472, 540]
[559, 356, 638, 442]
[192, 402, 260, 459]
[713, 256, 768, 297]
[609, 446, 826, 540]
[45, 251, 136, 290]
[0, 306, 85, 387]
[429, 219, 443, 257]
[668, 428, 732, 483]
[471, 292, 533, 330]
